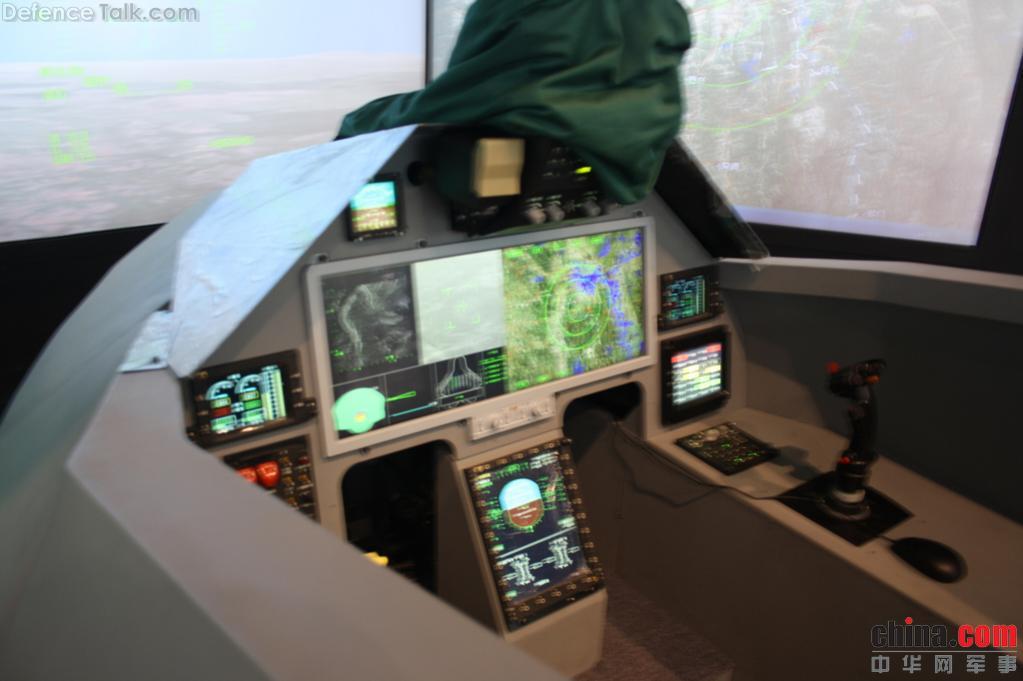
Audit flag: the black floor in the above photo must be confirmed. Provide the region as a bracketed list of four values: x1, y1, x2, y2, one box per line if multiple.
[578, 575, 733, 681]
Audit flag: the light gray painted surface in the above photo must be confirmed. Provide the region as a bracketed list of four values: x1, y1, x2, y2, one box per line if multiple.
[0, 195, 212, 635]
[0, 472, 268, 681]
[726, 289, 1023, 523]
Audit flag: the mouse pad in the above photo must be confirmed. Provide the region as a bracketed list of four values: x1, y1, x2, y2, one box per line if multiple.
[778, 473, 912, 546]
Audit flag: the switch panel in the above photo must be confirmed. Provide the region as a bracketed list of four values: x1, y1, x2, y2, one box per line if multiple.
[469, 397, 556, 440]
[222, 437, 318, 521]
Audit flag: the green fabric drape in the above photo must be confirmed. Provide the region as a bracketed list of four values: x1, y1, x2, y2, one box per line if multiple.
[339, 0, 691, 204]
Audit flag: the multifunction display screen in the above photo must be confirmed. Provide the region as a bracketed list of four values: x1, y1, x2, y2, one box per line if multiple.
[665, 274, 706, 321]
[186, 350, 316, 447]
[205, 364, 288, 435]
[658, 266, 721, 330]
[670, 341, 723, 406]
[466, 440, 603, 628]
[660, 327, 730, 426]
[318, 227, 646, 438]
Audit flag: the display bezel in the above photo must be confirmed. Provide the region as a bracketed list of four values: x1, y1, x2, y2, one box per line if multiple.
[306, 217, 656, 458]
[185, 349, 316, 448]
[660, 326, 730, 425]
[464, 438, 604, 630]
[345, 173, 405, 241]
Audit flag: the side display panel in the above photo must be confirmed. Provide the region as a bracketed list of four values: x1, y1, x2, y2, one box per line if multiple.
[661, 327, 730, 425]
[658, 265, 722, 330]
[185, 350, 316, 448]
[308, 220, 652, 453]
[465, 439, 603, 630]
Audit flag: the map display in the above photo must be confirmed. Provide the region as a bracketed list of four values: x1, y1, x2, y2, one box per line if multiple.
[503, 230, 645, 391]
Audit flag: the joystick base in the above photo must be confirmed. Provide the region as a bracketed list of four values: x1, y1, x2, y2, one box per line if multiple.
[778, 473, 911, 546]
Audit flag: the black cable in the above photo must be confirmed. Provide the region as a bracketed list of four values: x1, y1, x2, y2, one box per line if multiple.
[611, 421, 811, 504]
[605, 434, 720, 509]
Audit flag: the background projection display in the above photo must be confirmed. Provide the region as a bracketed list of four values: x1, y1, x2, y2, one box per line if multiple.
[313, 224, 648, 446]
[678, 0, 1023, 245]
[0, 1, 425, 243]
[431, 0, 1023, 245]
[465, 440, 603, 629]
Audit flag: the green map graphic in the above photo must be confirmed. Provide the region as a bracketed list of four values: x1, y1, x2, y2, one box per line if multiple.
[502, 229, 645, 391]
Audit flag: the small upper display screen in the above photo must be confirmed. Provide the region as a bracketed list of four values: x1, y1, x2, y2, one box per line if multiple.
[664, 275, 706, 322]
[318, 227, 646, 439]
[658, 266, 720, 330]
[670, 341, 724, 406]
[466, 441, 602, 627]
[349, 178, 401, 238]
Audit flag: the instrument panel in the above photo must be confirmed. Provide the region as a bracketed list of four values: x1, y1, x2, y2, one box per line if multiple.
[306, 217, 657, 457]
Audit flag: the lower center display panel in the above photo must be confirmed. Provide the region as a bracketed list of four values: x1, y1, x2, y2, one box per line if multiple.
[465, 438, 604, 630]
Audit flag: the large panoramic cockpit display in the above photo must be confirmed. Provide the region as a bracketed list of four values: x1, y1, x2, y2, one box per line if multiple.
[306, 219, 654, 455]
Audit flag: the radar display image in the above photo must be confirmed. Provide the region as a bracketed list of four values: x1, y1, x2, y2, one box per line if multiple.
[321, 265, 418, 385]
[502, 228, 645, 391]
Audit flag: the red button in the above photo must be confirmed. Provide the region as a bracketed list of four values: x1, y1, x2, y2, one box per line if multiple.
[256, 461, 280, 489]
[237, 467, 258, 484]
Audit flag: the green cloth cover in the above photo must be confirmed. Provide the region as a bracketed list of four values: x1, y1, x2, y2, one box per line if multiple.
[338, 0, 691, 204]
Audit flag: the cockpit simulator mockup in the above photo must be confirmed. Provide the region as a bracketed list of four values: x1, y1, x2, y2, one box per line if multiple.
[3, 124, 1020, 681]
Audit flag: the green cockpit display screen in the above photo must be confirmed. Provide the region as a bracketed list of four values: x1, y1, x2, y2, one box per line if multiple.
[318, 226, 646, 438]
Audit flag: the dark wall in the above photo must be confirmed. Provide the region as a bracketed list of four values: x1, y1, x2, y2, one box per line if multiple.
[727, 290, 1023, 524]
[0, 225, 158, 416]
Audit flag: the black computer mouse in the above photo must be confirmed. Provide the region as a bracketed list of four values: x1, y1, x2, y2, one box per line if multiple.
[890, 537, 967, 583]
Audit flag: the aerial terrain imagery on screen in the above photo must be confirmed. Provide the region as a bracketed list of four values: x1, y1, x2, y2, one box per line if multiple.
[502, 230, 645, 391]
[677, 0, 1023, 243]
[432, 0, 1023, 244]
[0, 1, 424, 242]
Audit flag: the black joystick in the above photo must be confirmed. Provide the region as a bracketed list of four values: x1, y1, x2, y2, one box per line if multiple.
[776, 358, 966, 581]
[824, 358, 886, 520]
